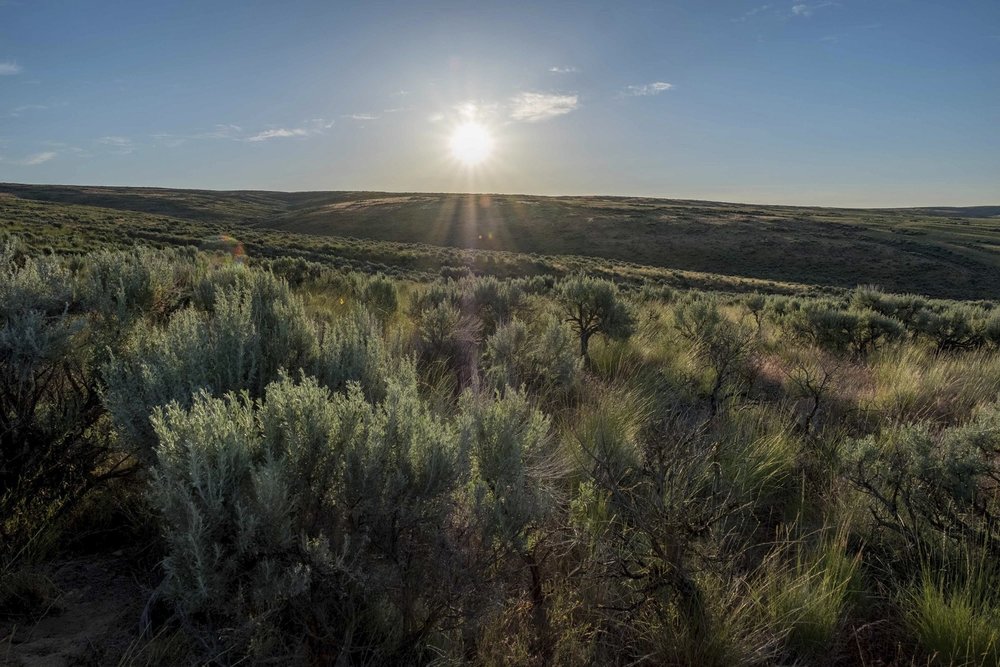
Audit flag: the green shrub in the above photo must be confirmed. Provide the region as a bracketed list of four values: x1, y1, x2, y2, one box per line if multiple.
[0, 243, 113, 546]
[465, 275, 524, 335]
[459, 389, 558, 658]
[483, 316, 582, 399]
[555, 274, 635, 359]
[360, 273, 399, 321]
[851, 285, 928, 328]
[675, 298, 756, 414]
[152, 374, 460, 662]
[314, 306, 405, 403]
[104, 269, 319, 456]
[914, 304, 990, 351]
[845, 405, 1000, 552]
[781, 303, 905, 355]
[78, 246, 197, 328]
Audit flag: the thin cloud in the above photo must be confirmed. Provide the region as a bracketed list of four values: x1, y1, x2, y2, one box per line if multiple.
[344, 113, 378, 121]
[98, 135, 135, 154]
[0, 61, 22, 75]
[790, 2, 836, 17]
[308, 118, 335, 129]
[9, 103, 48, 117]
[155, 119, 333, 145]
[623, 82, 673, 97]
[549, 66, 578, 74]
[246, 128, 309, 142]
[733, 4, 772, 22]
[509, 92, 579, 122]
[22, 151, 55, 165]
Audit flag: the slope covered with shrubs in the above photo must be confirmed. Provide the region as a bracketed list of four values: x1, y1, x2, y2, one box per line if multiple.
[3, 236, 1000, 665]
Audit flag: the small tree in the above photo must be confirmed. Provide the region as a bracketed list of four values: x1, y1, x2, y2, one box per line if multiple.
[555, 275, 635, 359]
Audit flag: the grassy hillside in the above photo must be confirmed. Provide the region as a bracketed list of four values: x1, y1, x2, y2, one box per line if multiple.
[4, 237, 1000, 665]
[2, 182, 998, 299]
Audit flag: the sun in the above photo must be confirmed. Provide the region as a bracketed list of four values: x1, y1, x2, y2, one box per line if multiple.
[449, 122, 494, 166]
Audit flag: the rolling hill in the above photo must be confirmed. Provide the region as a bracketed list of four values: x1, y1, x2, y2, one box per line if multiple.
[2, 182, 998, 299]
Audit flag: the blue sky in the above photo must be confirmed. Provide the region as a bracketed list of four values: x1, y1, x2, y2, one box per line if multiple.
[1, 0, 998, 206]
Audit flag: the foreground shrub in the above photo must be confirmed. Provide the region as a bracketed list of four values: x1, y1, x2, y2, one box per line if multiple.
[104, 268, 318, 456]
[458, 389, 559, 660]
[152, 374, 460, 662]
[845, 405, 1000, 553]
[0, 244, 117, 546]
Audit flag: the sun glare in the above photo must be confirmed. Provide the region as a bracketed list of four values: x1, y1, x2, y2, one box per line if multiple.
[449, 122, 494, 166]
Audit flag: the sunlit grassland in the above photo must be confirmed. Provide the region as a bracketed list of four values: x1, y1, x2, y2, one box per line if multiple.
[2, 186, 1000, 664]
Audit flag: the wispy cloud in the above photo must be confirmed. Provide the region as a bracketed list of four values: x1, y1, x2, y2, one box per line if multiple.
[623, 81, 673, 97]
[246, 127, 309, 142]
[344, 113, 378, 121]
[22, 151, 55, 165]
[0, 61, 22, 76]
[97, 135, 135, 154]
[790, 2, 836, 18]
[155, 119, 333, 146]
[733, 4, 772, 22]
[9, 103, 47, 117]
[549, 66, 578, 74]
[509, 92, 579, 122]
[199, 124, 244, 140]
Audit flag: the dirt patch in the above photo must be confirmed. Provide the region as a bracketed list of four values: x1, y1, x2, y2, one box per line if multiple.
[1, 556, 147, 666]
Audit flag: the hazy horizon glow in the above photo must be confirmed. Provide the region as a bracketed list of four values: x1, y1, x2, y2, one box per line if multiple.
[0, 1, 998, 207]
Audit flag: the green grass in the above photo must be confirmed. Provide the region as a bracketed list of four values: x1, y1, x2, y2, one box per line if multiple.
[904, 556, 1000, 666]
[3, 183, 999, 298]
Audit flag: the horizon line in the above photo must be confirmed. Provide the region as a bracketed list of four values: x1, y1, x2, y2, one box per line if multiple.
[1, 180, 997, 212]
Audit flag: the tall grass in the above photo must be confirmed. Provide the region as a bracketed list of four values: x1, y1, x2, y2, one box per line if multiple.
[867, 346, 1000, 425]
[757, 528, 862, 661]
[903, 549, 1000, 666]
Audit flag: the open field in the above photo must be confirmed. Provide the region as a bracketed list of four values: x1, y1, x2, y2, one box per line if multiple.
[3, 184, 1000, 665]
[3, 182, 999, 299]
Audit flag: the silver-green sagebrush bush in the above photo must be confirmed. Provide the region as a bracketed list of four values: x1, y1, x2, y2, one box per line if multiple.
[151, 374, 462, 661]
[0, 242, 113, 539]
[675, 298, 757, 415]
[460, 389, 555, 550]
[458, 389, 561, 659]
[78, 246, 198, 328]
[483, 315, 582, 398]
[845, 404, 1000, 552]
[103, 268, 319, 456]
[314, 305, 406, 403]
